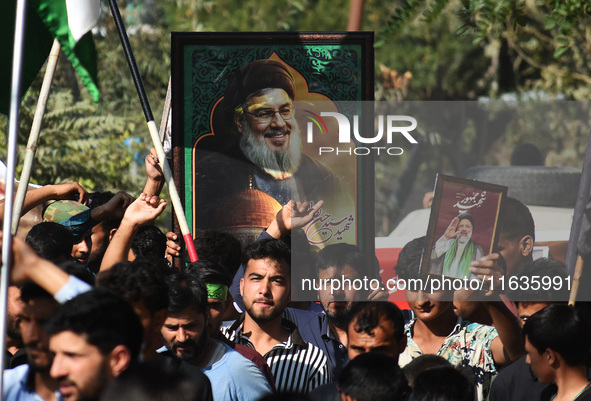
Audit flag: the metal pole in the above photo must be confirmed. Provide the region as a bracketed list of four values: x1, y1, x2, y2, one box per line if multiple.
[1, 0, 29, 395]
[11, 39, 61, 235]
[106, 0, 198, 262]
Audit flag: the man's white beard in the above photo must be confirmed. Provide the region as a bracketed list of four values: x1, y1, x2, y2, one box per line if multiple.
[458, 231, 472, 244]
[239, 119, 303, 179]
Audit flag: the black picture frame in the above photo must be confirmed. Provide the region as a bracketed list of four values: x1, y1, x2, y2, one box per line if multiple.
[170, 32, 375, 256]
[421, 174, 508, 279]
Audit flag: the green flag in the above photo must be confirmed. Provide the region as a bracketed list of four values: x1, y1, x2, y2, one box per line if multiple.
[0, 0, 100, 116]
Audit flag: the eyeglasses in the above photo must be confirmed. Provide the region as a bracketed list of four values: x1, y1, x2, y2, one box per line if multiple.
[244, 106, 294, 124]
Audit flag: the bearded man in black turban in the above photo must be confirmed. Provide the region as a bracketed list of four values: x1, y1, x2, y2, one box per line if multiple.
[194, 59, 342, 232]
[430, 212, 484, 278]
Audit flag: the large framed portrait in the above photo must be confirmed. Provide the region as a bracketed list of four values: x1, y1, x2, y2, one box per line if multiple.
[421, 175, 508, 279]
[171, 32, 374, 252]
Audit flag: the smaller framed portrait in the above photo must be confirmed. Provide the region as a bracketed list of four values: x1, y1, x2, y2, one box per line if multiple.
[421, 175, 508, 279]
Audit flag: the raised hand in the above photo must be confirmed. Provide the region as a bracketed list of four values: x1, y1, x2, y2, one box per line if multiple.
[49, 182, 89, 204]
[470, 252, 507, 296]
[90, 191, 135, 222]
[165, 231, 181, 264]
[144, 148, 164, 196]
[444, 216, 460, 240]
[121, 193, 167, 227]
[267, 200, 324, 238]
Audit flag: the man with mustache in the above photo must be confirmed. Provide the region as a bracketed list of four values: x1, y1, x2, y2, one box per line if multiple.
[430, 213, 484, 279]
[45, 289, 142, 401]
[223, 238, 330, 393]
[194, 59, 341, 231]
[5, 285, 26, 369]
[160, 272, 272, 401]
[4, 281, 61, 401]
[3, 257, 95, 401]
[4, 282, 71, 400]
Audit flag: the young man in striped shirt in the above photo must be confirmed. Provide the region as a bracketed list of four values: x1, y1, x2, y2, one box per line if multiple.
[224, 238, 330, 393]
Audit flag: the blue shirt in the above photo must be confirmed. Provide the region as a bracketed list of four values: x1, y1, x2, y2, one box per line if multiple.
[283, 308, 348, 379]
[54, 276, 92, 304]
[158, 341, 272, 401]
[3, 365, 62, 401]
[203, 341, 272, 401]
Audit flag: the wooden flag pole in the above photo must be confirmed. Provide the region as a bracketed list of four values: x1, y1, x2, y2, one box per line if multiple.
[11, 39, 61, 235]
[568, 255, 584, 306]
[106, 0, 198, 262]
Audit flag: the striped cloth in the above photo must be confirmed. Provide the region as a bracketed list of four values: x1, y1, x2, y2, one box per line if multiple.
[223, 316, 331, 393]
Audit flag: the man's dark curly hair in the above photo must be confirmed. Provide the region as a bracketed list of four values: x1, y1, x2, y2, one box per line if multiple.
[193, 230, 242, 276]
[165, 272, 208, 315]
[243, 238, 290, 272]
[97, 257, 170, 314]
[347, 301, 405, 341]
[394, 236, 425, 281]
[184, 260, 232, 288]
[131, 226, 167, 261]
[46, 288, 143, 361]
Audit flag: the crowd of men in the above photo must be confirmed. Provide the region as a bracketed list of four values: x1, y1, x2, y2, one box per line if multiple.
[1, 162, 587, 401]
[1, 58, 587, 401]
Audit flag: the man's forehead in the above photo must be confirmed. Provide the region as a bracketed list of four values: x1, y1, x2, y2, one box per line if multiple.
[319, 264, 360, 279]
[349, 315, 396, 336]
[246, 88, 291, 109]
[50, 330, 93, 350]
[246, 257, 289, 274]
[91, 223, 106, 235]
[165, 309, 205, 323]
[74, 231, 92, 243]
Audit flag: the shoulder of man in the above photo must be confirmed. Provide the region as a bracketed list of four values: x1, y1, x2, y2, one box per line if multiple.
[283, 308, 329, 343]
[296, 155, 338, 181]
[196, 146, 250, 174]
[489, 356, 545, 401]
[3, 364, 32, 398]
[283, 307, 324, 327]
[3, 364, 29, 382]
[207, 340, 273, 399]
[463, 320, 498, 339]
[576, 386, 591, 401]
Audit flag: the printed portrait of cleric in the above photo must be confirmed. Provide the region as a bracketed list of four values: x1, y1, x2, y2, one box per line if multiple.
[429, 212, 484, 279]
[194, 59, 348, 243]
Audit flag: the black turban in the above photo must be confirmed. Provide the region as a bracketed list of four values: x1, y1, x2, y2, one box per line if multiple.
[457, 212, 475, 229]
[224, 60, 295, 115]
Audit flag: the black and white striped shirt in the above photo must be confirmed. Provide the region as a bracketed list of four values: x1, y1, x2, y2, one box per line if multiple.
[222, 316, 331, 394]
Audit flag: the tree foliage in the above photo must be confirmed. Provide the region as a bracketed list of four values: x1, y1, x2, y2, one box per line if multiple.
[1, 0, 589, 236]
[381, 0, 591, 99]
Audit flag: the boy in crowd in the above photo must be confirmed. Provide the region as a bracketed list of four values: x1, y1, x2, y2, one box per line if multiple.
[489, 257, 570, 401]
[396, 236, 524, 401]
[523, 304, 591, 401]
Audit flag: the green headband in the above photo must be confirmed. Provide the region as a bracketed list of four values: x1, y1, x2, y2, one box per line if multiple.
[206, 283, 229, 301]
